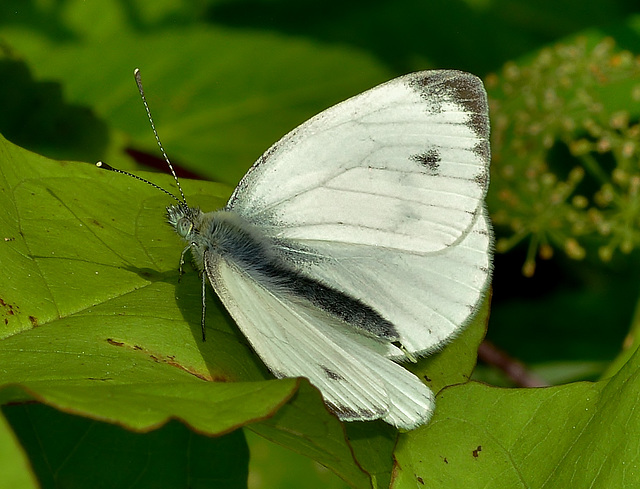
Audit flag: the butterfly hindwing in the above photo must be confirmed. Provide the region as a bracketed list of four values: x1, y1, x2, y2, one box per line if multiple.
[203, 249, 435, 428]
[275, 206, 492, 355]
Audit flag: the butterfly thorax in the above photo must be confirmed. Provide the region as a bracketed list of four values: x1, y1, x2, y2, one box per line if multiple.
[167, 205, 262, 271]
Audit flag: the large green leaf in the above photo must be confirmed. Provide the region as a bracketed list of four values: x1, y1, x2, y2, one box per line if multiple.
[393, 347, 640, 488]
[0, 0, 395, 186]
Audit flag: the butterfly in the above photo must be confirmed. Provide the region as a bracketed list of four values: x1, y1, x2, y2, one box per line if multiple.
[98, 69, 492, 430]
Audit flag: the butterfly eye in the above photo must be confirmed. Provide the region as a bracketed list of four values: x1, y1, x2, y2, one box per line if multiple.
[176, 218, 192, 238]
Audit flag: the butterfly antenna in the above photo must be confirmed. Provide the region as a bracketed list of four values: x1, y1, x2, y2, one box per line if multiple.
[133, 67, 187, 204]
[95, 161, 182, 204]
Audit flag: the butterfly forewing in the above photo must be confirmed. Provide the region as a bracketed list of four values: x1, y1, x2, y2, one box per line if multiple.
[228, 70, 489, 255]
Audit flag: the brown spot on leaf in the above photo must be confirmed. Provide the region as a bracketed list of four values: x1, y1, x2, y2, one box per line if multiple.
[107, 339, 223, 382]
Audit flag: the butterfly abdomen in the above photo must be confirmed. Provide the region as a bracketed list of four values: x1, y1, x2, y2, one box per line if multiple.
[202, 211, 399, 341]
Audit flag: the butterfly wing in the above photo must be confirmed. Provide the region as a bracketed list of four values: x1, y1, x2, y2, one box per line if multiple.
[204, 250, 435, 429]
[287, 205, 492, 355]
[227, 70, 491, 355]
[229, 70, 489, 254]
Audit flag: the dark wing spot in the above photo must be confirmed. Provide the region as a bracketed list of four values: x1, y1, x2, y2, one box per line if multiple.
[410, 149, 441, 174]
[474, 170, 488, 188]
[320, 365, 345, 381]
[324, 401, 386, 420]
[325, 401, 359, 419]
[406, 71, 490, 142]
[270, 369, 286, 379]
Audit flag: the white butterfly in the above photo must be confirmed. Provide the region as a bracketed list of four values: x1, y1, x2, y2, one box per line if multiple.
[99, 69, 492, 430]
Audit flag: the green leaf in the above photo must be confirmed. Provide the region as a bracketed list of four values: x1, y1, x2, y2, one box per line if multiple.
[393, 344, 640, 488]
[3, 403, 250, 489]
[0, 412, 36, 489]
[1, 0, 394, 186]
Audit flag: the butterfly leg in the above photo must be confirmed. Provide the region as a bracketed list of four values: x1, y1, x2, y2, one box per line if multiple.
[201, 272, 207, 341]
[177, 245, 190, 282]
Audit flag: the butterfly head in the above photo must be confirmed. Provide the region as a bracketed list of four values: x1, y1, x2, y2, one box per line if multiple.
[167, 204, 202, 241]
